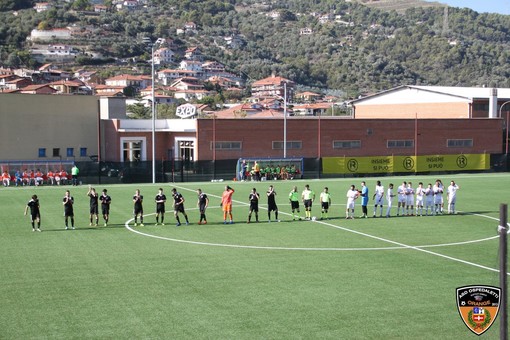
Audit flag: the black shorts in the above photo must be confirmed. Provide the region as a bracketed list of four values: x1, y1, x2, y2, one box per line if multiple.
[249, 202, 258, 212]
[321, 202, 329, 210]
[102, 205, 110, 215]
[174, 204, 185, 213]
[134, 207, 143, 215]
[199, 204, 207, 214]
[268, 203, 278, 212]
[304, 199, 312, 208]
[156, 204, 165, 213]
[31, 212, 40, 221]
[64, 209, 74, 217]
[290, 201, 299, 210]
[90, 205, 98, 214]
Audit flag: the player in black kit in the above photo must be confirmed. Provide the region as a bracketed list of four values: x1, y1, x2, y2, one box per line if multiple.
[100, 189, 111, 226]
[63, 190, 75, 230]
[155, 188, 167, 225]
[267, 185, 279, 222]
[171, 188, 189, 226]
[24, 194, 41, 231]
[196, 188, 209, 225]
[87, 186, 99, 226]
[133, 189, 144, 226]
[247, 188, 260, 223]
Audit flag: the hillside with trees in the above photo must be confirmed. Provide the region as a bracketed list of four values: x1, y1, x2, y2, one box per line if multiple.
[0, 0, 509, 98]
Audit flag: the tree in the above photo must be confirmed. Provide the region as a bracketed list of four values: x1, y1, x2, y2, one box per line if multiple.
[127, 103, 151, 119]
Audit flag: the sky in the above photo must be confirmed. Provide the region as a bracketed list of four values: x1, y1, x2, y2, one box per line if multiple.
[428, 0, 510, 15]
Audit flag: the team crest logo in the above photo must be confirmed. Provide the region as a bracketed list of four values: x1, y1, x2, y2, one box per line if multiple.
[456, 285, 500, 336]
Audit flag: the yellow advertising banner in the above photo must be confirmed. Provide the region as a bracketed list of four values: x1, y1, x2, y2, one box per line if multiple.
[322, 154, 489, 174]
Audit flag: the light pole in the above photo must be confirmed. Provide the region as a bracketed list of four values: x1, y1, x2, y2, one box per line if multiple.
[151, 43, 157, 183]
[499, 101, 510, 155]
[283, 82, 287, 159]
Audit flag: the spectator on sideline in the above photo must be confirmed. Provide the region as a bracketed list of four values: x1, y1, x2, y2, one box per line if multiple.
[240, 160, 248, 181]
[22, 169, 29, 186]
[2, 170, 10, 187]
[171, 188, 189, 226]
[60, 169, 68, 185]
[252, 161, 261, 181]
[71, 164, 79, 186]
[47, 170, 55, 185]
[63, 190, 75, 230]
[132, 189, 144, 227]
[197, 189, 209, 225]
[221, 185, 235, 224]
[100, 189, 111, 226]
[155, 188, 167, 225]
[35, 169, 44, 186]
[14, 170, 22, 187]
[24, 194, 41, 232]
[247, 187, 259, 223]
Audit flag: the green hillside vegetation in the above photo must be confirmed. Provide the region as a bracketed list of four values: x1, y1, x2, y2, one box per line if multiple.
[0, 0, 509, 97]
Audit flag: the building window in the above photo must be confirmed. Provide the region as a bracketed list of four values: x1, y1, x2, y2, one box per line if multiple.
[387, 140, 414, 148]
[38, 148, 46, 157]
[333, 140, 361, 149]
[212, 141, 242, 150]
[123, 140, 142, 161]
[447, 139, 473, 147]
[272, 141, 302, 150]
[53, 148, 60, 157]
[80, 147, 87, 157]
[67, 148, 74, 157]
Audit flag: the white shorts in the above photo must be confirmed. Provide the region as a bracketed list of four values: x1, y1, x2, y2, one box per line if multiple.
[374, 195, 384, 205]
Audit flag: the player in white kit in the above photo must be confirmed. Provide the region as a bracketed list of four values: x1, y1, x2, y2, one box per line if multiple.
[415, 182, 425, 216]
[447, 180, 460, 214]
[372, 180, 385, 218]
[386, 183, 395, 218]
[397, 181, 407, 216]
[424, 183, 435, 216]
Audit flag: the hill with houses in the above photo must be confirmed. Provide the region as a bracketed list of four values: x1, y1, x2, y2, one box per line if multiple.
[0, 0, 509, 104]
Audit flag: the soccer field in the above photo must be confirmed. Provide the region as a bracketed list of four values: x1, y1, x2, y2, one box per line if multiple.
[0, 173, 508, 339]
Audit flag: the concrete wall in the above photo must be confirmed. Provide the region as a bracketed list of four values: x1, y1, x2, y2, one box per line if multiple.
[0, 93, 99, 161]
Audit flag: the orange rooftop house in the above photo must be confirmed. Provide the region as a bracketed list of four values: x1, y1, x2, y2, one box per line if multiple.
[251, 75, 295, 100]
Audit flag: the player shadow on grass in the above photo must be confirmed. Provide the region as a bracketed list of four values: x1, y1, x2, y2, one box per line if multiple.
[42, 224, 125, 232]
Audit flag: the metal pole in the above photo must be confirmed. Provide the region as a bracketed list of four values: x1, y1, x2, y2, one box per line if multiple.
[283, 82, 287, 159]
[151, 44, 156, 183]
[499, 203, 508, 340]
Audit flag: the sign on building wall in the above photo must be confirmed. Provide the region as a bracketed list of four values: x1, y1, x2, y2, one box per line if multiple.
[322, 154, 489, 174]
[175, 104, 197, 119]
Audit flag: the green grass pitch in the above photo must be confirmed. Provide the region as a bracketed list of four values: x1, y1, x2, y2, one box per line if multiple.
[0, 173, 508, 339]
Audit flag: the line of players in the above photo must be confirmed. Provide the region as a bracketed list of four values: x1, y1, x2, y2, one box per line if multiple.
[346, 179, 460, 219]
[23, 179, 460, 231]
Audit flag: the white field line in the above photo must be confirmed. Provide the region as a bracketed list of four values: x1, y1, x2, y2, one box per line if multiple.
[123, 185, 510, 275]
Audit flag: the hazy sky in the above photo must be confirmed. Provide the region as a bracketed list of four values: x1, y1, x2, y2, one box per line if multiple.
[429, 0, 510, 15]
